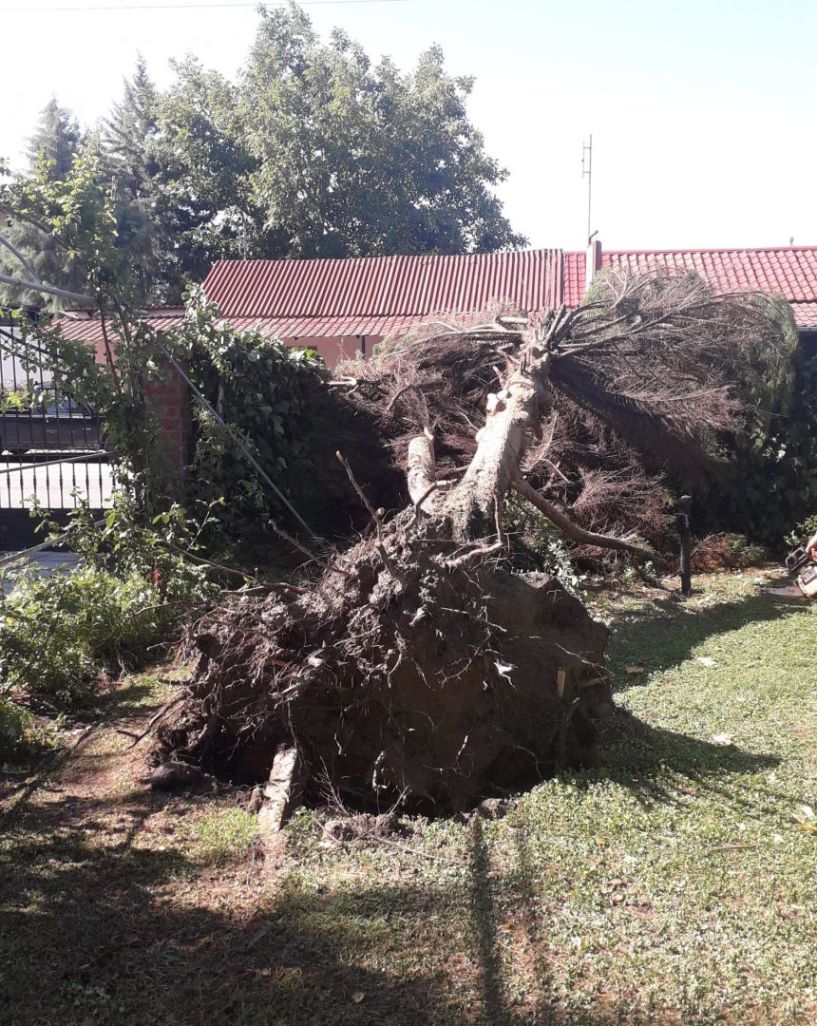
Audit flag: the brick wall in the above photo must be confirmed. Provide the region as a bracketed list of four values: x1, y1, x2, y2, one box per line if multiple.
[92, 341, 191, 478]
[144, 362, 191, 481]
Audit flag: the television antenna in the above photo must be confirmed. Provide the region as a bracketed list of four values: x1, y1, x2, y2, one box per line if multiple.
[581, 135, 594, 245]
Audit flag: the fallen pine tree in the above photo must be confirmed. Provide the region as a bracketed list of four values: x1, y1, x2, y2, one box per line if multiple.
[157, 271, 792, 812]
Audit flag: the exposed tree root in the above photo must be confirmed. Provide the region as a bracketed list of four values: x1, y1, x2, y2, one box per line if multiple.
[157, 511, 611, 812]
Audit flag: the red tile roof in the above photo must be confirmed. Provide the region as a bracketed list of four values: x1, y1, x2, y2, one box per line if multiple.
[202, 250, 563, 335]
[57, 311, 184, 344]
[564, 246, 817, 327]
[55, 244, 817, 345]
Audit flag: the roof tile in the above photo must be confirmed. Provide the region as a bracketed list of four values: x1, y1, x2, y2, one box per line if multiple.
[55, 245, 817, 344]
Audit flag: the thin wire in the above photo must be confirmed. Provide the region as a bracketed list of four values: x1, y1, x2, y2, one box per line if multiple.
[0, 0, 410, 11]
[152, 338, 321, 541]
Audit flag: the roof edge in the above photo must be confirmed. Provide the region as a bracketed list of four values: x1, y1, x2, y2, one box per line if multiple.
[601, 245, 817, 256]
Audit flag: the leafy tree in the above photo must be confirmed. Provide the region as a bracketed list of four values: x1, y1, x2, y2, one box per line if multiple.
[100, 55, 161, 301]
[102, 55, 159, 184]
[242, 5, 526, 257]
[0, 99, 85, 309]
[698, 333, 817, 546]
[147, 57, 263, 300]
[102, 56, 263, 303]
[2, 146, 179, 513]
[27, 97, 83, 177]
[5, 5, 526, 306]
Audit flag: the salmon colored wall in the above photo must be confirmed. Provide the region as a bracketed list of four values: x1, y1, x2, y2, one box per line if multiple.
[288, 335, 366, 368]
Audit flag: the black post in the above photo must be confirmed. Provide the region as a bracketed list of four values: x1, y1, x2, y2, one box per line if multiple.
[677, 494, 692, 596]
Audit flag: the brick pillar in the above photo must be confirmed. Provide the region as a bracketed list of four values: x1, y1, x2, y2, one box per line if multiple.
[144, 361, 192, 481]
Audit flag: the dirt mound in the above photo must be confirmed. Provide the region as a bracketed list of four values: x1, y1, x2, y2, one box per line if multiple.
[323, 812, 401, 843]
[156, 513, 611, 813]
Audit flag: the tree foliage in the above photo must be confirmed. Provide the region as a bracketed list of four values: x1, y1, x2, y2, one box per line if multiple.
[242, 6, 524, 259]
[698, 337, 817, 545]
[345, 270, 796, 550]
[2, 4, 524, 308]
[3, 151, 179, 512]
[0, 99, 86, 308]
[174, 289, 400, 541]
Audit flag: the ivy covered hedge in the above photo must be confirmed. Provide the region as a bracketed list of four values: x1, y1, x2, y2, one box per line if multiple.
[693, 338, 817, 548]
[176, 291, 400, 543]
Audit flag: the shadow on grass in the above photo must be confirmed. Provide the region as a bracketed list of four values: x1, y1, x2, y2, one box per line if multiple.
[585, 584, 800, 805]
[583, 709, 779, 807]
[0, 676, 165, 815]
[1, 784, 686, 1026]
[470, 816, 560, 1026]
[607, 589, 803, 692]
[95, 676, 163, 719]
[468, 819, 671, 1026]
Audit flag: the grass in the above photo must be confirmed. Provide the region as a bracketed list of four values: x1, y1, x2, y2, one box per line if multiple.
[190, 807, 259, 864]
[0, 572, 815, 1025]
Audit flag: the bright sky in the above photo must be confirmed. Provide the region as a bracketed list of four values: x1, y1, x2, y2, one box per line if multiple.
[0, 0, 814, 252]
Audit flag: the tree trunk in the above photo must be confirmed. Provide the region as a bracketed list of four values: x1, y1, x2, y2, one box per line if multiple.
[444, 360, 549, 539]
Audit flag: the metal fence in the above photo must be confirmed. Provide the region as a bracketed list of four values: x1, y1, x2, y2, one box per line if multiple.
[0, 322, 112, 549]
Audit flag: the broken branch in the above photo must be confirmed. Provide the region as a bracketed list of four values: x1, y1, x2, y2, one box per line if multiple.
[512, 474, 655, 561]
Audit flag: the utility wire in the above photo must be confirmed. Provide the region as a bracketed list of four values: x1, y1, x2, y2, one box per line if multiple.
[151, 338, 320, 541]
[0, 0, 410, 11]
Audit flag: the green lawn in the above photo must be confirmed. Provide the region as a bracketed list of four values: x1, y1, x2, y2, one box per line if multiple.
[1, 574, 815, 1025]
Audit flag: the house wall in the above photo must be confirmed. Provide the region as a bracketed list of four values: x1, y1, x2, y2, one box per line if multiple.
[286, 335, 372, 368]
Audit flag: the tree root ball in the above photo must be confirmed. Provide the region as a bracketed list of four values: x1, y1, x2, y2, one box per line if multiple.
[156, 516, 612, 813]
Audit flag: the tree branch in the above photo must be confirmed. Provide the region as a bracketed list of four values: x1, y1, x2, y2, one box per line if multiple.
[0, 233, 39, 282]
[511, 474, 654, 561]
[406, 428, 439, 512]
[0, 270, 93, 307]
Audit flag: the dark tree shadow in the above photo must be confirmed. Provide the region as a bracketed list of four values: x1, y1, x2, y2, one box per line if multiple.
[581, 584, 802, 808]
[467, 818, 671, 1026]
[583, 710, 780, 810]
[2, 781, 710, 1026]
[469, 816, 561, 1026]
[607, 588, 803, 692]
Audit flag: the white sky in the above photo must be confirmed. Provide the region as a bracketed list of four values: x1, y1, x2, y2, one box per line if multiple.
[1, 0, 815, 252]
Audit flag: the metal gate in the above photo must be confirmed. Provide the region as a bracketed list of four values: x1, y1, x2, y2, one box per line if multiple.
[0, 318, 113, 550]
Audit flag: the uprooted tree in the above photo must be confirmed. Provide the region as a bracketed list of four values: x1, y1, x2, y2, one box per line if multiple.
[2, 150, 793, 811]
[158, 271, 792, 812]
